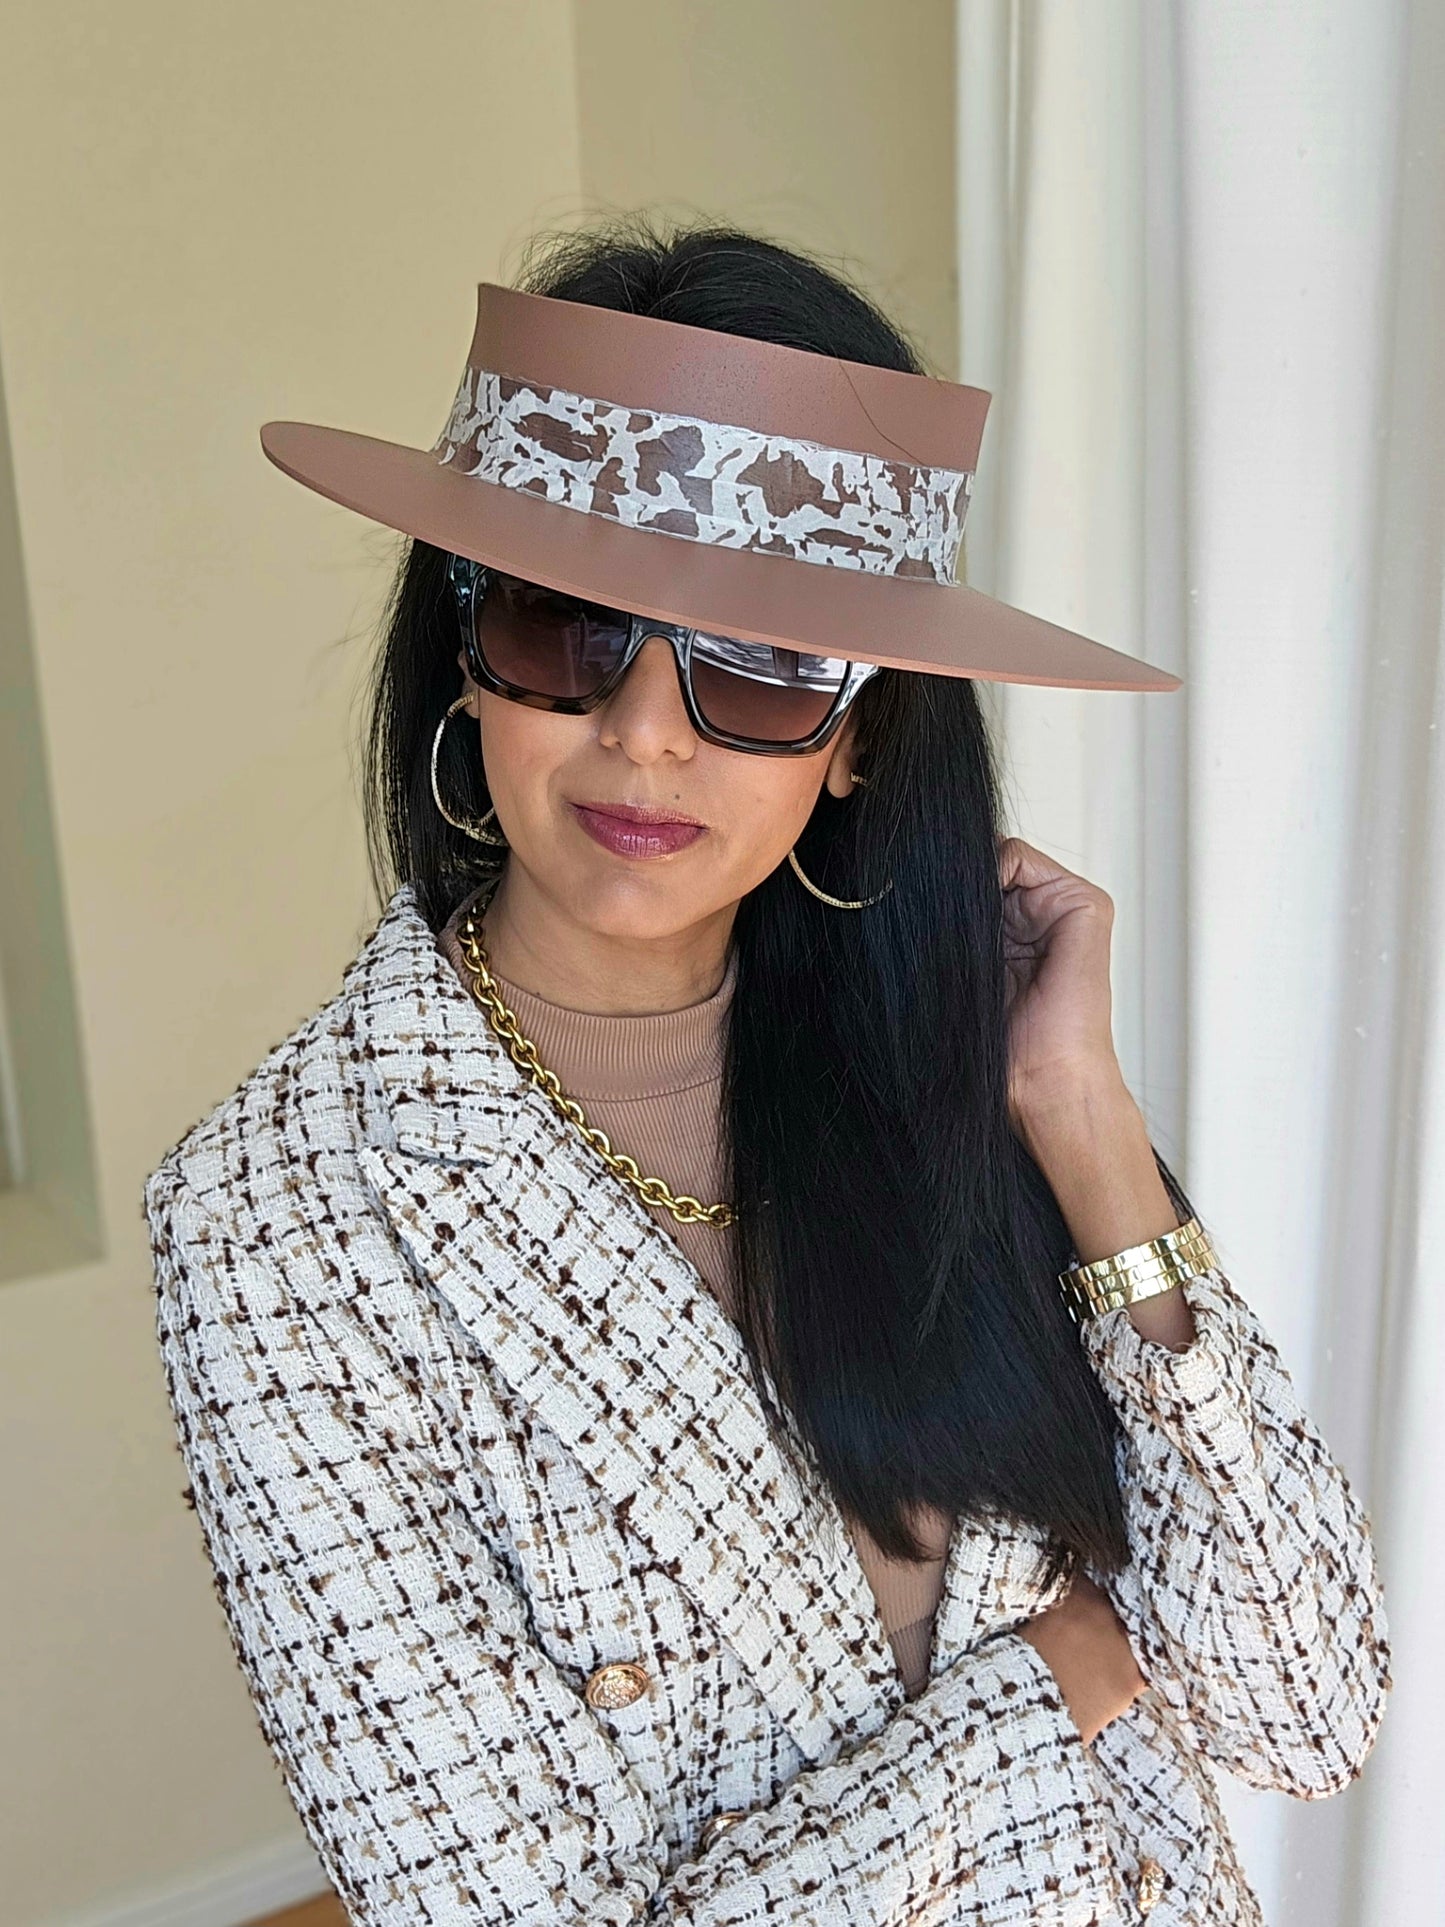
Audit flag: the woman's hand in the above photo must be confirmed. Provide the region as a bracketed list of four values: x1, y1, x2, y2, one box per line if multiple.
[1017, 1569, 1148, 1746]
[996, 835, 1120, 1134]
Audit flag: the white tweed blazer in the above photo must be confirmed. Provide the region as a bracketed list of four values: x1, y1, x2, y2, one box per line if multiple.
[142, 884, 1391, 1926]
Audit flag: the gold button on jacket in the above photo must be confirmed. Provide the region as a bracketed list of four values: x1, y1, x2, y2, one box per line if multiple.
[698, 1810, 747, 1852]
[1137, 1854, 1165, 1912]
[582, 1660, 651, 1709]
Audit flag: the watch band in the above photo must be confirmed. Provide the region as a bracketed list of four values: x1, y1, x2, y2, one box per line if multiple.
[1057, 1213, 1217, 1325]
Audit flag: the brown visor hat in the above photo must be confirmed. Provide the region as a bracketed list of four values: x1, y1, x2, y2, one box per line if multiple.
[259, 282, 1180, 694]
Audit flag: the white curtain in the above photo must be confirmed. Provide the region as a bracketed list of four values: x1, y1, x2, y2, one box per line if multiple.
[954, 3, 1444, 1920]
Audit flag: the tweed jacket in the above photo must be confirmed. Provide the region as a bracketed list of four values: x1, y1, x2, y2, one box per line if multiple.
[142, 883, 1391, 1927]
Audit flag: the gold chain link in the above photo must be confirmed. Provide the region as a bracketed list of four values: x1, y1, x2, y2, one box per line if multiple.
[455, 902, 737, 1227]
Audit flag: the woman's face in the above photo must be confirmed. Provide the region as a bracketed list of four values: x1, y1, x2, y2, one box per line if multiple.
[456, 635, 862, 942]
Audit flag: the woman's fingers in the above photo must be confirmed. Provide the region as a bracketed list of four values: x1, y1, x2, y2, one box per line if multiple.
[997, 834, 1082, 892]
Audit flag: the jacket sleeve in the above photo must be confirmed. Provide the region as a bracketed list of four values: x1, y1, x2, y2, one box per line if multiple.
[1076, 1259, 1392, 1800]
[145, 1165, 1120, 1927]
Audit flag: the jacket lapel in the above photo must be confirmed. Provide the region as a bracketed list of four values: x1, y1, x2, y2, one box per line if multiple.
[342, 884, 927, 1765]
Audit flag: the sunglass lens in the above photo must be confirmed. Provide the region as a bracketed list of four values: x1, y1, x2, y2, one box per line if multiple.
[475, 574, 631, 699]
[689, 635, 848, 744]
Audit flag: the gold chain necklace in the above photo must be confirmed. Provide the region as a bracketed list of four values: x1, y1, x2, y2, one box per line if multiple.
[456, 904, 737, 1228]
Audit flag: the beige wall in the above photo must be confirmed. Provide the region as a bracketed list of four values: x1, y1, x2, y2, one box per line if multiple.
[0, 4, 954, 1923]
[573, 0, 959, 379]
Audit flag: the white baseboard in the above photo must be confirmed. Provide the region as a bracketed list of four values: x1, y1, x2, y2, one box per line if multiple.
[50, 1834, 330, 1927]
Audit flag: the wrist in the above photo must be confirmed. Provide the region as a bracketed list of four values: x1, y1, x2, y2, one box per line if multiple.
[1014, 1061, 1136, 1162]
[1020, 1078, 1176, 1243]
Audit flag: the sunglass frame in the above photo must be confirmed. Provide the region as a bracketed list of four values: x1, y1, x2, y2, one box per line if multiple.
[447, 553, 880, 757]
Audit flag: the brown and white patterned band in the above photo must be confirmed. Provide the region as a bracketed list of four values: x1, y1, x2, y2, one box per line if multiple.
[432, 367, 974, 585]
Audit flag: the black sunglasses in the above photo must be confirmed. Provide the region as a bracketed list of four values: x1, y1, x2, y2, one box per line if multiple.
[447, 554, 880, 756]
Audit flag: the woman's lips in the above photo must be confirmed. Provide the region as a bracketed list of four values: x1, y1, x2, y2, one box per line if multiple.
[569, 802, 707, 858]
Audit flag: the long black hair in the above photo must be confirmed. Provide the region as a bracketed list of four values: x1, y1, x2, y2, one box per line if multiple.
[361, 212, 1196, 1584]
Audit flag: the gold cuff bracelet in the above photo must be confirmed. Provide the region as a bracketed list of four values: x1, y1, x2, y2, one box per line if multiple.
[1058, 1214, 1217, 1325]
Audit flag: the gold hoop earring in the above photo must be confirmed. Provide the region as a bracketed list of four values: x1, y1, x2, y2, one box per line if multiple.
[786, 770, 893, 910]
[431, 693, 508, 846]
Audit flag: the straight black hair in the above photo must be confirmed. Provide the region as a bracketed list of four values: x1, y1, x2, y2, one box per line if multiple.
[361, 211, 1197, 1586]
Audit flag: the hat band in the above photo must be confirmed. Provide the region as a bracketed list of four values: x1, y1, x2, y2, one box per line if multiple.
[431, 366, 973, 585]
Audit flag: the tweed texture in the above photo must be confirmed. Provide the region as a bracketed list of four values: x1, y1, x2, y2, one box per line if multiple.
[438, 909, 956, 1705]
[142, 884, 1390, 1925]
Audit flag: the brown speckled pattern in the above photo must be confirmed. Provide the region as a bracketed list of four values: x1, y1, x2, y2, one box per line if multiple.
[1076, 1269, 1392, 1809]
[432, 368, 975, 584]
[142, 884, 1390, 1925]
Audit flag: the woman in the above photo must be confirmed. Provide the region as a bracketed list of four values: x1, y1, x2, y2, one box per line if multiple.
[144, 218, 1390, 1925]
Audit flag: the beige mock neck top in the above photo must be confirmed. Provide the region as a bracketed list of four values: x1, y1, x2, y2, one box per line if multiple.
[436, 894, 951, 1700]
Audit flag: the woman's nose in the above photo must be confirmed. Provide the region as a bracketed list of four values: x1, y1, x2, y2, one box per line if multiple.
[599, 634, 697, 754]
[620, 639, 693, 709]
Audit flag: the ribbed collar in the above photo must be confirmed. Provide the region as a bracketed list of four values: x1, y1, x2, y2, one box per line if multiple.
[437, 888, 735, 1103]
